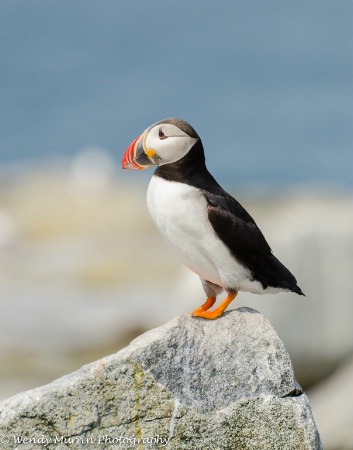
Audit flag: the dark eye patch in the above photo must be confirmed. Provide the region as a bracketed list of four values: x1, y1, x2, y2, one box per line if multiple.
[158, 129, 166, 139]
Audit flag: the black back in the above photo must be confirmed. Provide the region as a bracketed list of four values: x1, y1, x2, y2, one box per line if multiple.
[155, 140, 304, 295]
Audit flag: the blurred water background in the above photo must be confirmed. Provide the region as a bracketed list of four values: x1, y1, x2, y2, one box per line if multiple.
[0, 1, 352, 447]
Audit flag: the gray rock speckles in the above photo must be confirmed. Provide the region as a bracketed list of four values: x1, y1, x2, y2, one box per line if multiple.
[0, 308, 322, 449]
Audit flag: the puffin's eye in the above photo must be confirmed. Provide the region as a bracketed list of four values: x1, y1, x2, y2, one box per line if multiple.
[158, 129, 166, 139]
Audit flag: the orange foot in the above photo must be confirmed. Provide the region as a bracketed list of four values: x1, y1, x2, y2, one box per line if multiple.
[191, 292, 238, 320]
[190, 296, 216, 315]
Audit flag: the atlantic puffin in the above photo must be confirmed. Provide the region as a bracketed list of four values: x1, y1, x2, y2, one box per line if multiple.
[122, 118, 304, 319]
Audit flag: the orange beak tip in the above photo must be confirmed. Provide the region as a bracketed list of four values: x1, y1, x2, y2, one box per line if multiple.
[122, 135, 141, 170]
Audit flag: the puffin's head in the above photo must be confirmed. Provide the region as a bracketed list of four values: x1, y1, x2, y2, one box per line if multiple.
[122, 118, 199, 170]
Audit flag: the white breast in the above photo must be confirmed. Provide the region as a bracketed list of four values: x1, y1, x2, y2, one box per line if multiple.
[146, 176, 264, 293]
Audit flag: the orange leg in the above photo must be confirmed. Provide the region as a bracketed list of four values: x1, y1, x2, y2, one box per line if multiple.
[192, 292, 238, 320]
[190, 296, 216, 315]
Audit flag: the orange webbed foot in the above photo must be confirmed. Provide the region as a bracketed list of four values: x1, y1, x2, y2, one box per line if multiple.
[191, 292, 238, 320]
[190, 296, 216, 315]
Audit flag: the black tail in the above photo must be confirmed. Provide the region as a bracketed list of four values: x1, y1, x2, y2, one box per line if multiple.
[254, 254, 305, 296]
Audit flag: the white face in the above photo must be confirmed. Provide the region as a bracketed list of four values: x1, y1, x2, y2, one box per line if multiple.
[144, 123, 198, 166]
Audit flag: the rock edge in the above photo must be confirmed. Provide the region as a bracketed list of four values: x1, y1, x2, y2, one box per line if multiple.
[0, 307, 322, 449]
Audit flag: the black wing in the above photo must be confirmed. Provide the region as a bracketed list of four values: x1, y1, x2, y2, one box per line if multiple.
[203, 189, 304, 295]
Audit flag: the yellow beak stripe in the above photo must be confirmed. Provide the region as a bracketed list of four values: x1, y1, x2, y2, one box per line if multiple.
[146, 148, 156, 157]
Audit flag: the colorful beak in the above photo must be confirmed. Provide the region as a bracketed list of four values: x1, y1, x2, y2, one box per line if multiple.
[122, 133, 154, 170]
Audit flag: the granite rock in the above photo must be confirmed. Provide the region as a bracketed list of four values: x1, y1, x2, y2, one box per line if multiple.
[0, 307, 322, 449]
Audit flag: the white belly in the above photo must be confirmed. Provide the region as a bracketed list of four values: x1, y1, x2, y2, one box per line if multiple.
[146, 176, 266, 294]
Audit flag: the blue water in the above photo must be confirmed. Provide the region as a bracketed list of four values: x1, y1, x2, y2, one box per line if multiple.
[0, 0, 352, 187]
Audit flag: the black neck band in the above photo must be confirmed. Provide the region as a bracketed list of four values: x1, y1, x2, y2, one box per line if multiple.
[154, 139, 219, 190]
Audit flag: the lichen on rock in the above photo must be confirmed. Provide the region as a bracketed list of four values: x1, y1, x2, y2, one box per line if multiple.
[0, 308, 322, 449]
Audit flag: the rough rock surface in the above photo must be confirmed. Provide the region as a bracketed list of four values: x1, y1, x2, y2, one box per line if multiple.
[0, 307, 322, 449]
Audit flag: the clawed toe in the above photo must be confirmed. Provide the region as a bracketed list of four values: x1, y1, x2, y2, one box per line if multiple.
[191, 292, 237, 320]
